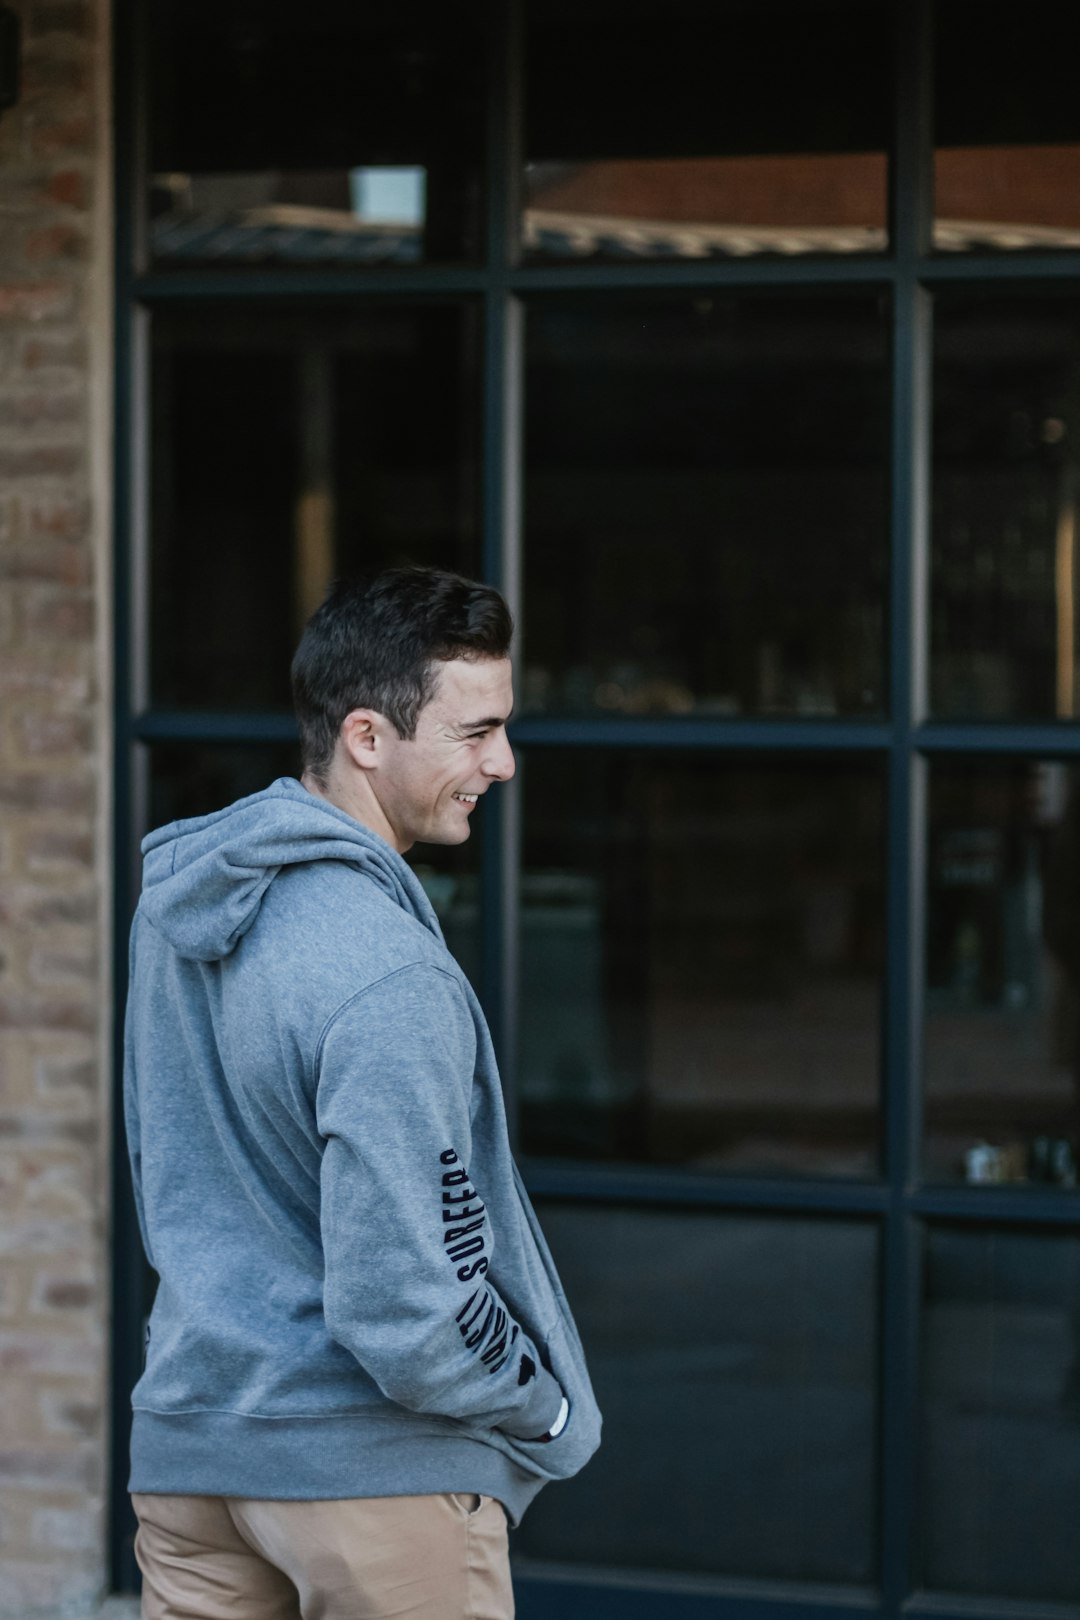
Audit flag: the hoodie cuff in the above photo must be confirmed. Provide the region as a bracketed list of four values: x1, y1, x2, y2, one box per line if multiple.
[498, 1364, 565, 1441]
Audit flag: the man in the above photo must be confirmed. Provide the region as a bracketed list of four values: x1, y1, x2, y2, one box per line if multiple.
[124, 567, 601, 1620]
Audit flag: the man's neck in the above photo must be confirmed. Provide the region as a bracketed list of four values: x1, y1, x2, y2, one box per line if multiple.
[299, 770, 407, 853]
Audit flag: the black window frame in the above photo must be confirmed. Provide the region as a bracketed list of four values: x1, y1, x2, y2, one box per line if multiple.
[111, 2, 1080, 1613]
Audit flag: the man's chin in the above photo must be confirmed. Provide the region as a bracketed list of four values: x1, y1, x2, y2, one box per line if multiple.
[412, 824, 472, 849]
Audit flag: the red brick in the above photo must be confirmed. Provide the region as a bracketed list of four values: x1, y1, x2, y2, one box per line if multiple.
[0, 774, 94, 815]
[0, 1114, 99, 1146]
[0, 444, 81, 478]
[21, 54, 90, 97]
[17, 711, 88, 757]
[29, 945, 95, 984]
[0, 887, 96, 926]
[0, 994, 94, 1035]
[0, 390, 81, 428]
[24, 224, 87, 263]
[0, 1334, 96, 1376]
[0, 659, 92, 704]
[33, 1055, 95, 1094]
[0, 543, 91, 587]
[34, 1277, 94, 1311]
[31, 1504, 102, 1553]
[25, 112, 93, 158]
[23, 826, 93, 871]
[30, 1, 92, 39]
[38, 1394, 100, 1437]
[20, 332, 86, 374]
[44, 170, 89, 210]
[24, 493, 89, 538]
[23, 588, 94, 639]
[0, 170, 58, 213]
[0, 283, 76, 323]
[0, 1447, 95, 1490]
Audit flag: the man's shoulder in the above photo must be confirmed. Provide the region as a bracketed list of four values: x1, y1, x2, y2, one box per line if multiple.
[254, 860, 452, 979]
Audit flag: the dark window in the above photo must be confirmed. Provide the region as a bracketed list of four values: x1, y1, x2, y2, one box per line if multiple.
[520, 754, 884, 1176]
[524, 294, 890, 719]
[525, 0, 890, 263]
[517, 1204, 879, 1583]
[149, 304, 481, 708]
[149, 0, 485, 268]
[920, 1226, 1080, 1601]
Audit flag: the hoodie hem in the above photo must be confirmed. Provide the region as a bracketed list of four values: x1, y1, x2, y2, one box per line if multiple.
[128, 1408, 544, 1528]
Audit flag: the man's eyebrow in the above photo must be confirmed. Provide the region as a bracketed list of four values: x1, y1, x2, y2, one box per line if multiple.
[454, 708, 514, 731]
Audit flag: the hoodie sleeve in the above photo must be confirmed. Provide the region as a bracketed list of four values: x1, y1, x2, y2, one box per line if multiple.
[122, 923, 155, 1270]
[314, 962, 564, 1440]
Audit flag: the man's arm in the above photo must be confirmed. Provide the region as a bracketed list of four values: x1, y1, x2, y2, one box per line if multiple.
[122, 923, 155, 1269]
[315, 962, 564, 1439]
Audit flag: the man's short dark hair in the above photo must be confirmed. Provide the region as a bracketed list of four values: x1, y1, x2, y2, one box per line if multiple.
[291, 566, 514, 784]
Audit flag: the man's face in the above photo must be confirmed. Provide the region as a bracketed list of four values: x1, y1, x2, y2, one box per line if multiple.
[375, 657, 516, 852]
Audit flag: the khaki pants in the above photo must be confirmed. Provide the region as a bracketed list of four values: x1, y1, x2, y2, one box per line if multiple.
[131, 1491, 514, 1620]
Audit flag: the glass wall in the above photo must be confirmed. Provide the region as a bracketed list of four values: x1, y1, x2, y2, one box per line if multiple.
[115, 1, 1080, 1614]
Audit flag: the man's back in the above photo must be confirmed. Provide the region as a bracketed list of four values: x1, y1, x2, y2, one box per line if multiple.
[126, 568, 600, 1619]
[125, 776, 600, 1519]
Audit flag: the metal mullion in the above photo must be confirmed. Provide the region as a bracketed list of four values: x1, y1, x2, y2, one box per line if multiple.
[109, 0, 149, 1592]
[917, 251, 1080, 284]
[511, 717, 893, 753]
[479, 0, 524, 1137]
[508, 257, 894, 295]
[132, 268, 489, 303]
[131, 709, 298, 744]
[519, 1159, 890, 1218]
[916, 722, 1080, 755]
[880, 1, 934, 1612]
[905, 1594, 1080, 1620]
[514, 1567, 879, 1620]
[910, 1187, 1080, 1226]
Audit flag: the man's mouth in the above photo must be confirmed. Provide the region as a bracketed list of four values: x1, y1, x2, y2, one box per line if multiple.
[452, 792, 479, 804]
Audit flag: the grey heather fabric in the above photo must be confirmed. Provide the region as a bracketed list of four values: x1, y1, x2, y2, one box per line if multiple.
[124, 776, 600, 1524]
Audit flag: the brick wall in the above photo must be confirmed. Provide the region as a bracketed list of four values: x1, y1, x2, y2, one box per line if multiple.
[0, 0, 112, 1613]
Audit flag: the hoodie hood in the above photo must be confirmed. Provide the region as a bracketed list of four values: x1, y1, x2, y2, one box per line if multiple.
[139, 776, 443, 962]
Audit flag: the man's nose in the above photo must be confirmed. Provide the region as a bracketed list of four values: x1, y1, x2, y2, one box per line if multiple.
[483, 728, 516, 782]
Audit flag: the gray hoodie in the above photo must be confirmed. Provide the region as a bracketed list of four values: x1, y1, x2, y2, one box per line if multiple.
[124, 775, 600, 1523]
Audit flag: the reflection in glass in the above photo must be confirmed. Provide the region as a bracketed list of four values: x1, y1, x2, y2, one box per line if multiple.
[149, 1, 484, 267]
[148, 748, 481, 985]
[519, 755, 884, 1176]
[932, 296, 1080, 720]
[935, 5, 1080, 253]
[524, 0, 889, 262]
[921, 1228, 1080, 1601]
[925, 761, 1080, 1185]
[150, 305, 480, 709]
[516, 1205, 878, 1582]
[524, 295, 889, 718]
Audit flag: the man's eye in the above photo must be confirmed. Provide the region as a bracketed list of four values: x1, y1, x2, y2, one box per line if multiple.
[467, 730, 489, 740]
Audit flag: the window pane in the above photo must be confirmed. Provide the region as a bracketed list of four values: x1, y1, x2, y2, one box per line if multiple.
[519, 755, 884, 1177]
[932, 295, 1080, 720]
[525, 0, 889, 262]
[935, 4, 1080, 253]
[150, 305, 480, 709]
[147, 747, 481, 984]
[515, 1205, 879, 1582]
[149, 0, 484, 267]
[920, 1227, 1080, 1601]
[524, 295, 889, 719]
[925, 760, 1080, 1186]
[148, 743, 301, 829]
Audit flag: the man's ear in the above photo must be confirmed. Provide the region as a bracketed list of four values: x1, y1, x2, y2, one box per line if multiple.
[339, 709, 381, 771]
